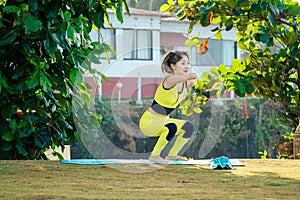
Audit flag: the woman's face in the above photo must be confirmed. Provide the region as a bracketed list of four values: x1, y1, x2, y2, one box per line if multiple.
[172, 55, 190, 75]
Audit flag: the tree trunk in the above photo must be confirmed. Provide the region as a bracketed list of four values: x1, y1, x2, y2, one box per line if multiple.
[294, 120, 300, 159]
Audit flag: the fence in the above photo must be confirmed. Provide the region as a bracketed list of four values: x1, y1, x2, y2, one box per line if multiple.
[71, 97, 293, 159]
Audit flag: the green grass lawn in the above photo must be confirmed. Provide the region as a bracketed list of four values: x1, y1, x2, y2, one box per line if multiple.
[0, 159, 299, 199]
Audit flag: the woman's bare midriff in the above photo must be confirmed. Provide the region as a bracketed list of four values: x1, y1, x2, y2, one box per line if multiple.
[147, 107, 169, 117]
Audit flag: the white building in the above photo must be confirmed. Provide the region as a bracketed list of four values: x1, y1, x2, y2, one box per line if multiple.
[86, 7, 239, 99]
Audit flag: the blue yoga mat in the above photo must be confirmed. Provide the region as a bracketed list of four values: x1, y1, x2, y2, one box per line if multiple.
[61, 159, 245, 166]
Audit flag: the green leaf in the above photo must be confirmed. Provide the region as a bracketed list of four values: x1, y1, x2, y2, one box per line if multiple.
[16, 144, 28, 156]
[103, 11, 113, 28]
[64, 11, 71, 22]
[269, 3, 279, 16]
[11, 68, 25, 80]
[16, 81, 27, 91]
[193, 107, 203, 113]
[90, 53, 101, 64]
[103, 43, 116, 59]
[1, 142, 13, 151]
[218, 64, 227, 74]
[116, 1, 123, 23]
[59, 81, 68, 97]
[201, 72, 210, 82]
[194, 79, 205, 91]
[34, 137, 44, 148]
[286, 5, 300, 16]
[20, 4, 29, 11]
[9, 119, 18, 131]
[214, 31, 222, 40]
[211, 15, 221, 24]
[92, 113, 102, 121]
[23, 13, 42, 33]
[237, 38, 248, 50]
[19, 129, 31, 138]
[167, 0, 174, 5]
[210, 67, 220, 77]
[226, 23, 233, 31]
[237, 82, 246, 96]
[0, 29, 18, 46]
[28, 0, 38, 11]
[200, 13, 210, 26]
[4, 86, 18, 94]
[187, 21, 196, 34]
[26, 71, 39, 88]
[2, 131, 14, 142]
[237, 25, 247, 32]
[229, 60, 238, 73]
[101, 73, 109, 83]
[286, 31, 297, 45]
[267, 12, 275, 27]
[44, 31, 57, 55]
[225, 19, 233, 31]
[70, 69, 83, 85]
[74, 131, 82, 143]
[81, 92, 91, 105]
[199, 7, 210, 14]
[93, 8, 104, 28]
[1, 105, 14, 118]
[44, 0, 59, 19]
[246, 84, 255, 94]
[58, 8, 64, 20]
[227, 0, 238, 8]
[177, 0, 185, 6]
[160, 4, 169, 12]
[207, 79, 218, 89]
[67, 26, 75, 41]
[52, 151, 64, 160]
[40, 72, 52, 92]
[4, 5, 21, 14]
[211, 27, 219, 32]
[290, 46, 298, 57]
[260, 34, 270, 44]
[185, 37, 200, 47]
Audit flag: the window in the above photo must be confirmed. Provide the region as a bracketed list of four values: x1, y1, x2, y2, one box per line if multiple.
[191, 39, 235, 66]
[90, 29, 116, 59]
[123, 29, 152, 60]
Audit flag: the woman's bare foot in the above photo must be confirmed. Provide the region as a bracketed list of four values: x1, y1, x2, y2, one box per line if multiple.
[165, 155, 188, 161]
[149, 156, 168, 163]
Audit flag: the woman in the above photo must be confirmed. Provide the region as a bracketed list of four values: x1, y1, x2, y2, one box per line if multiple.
[139, 51, 197, 162]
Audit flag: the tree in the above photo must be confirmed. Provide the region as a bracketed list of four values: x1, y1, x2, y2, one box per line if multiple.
[0, 0, 129, 159]
[126, 0, 168, 11]
[161, 0, 300, 131]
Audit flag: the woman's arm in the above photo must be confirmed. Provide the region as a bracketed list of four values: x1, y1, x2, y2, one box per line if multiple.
[187, 79, 195, 88]
[163, 73, 197, 89]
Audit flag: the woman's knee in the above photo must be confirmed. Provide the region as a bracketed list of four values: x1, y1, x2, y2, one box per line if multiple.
[181, 121, 194, 138]
[165, 123, 177, 141]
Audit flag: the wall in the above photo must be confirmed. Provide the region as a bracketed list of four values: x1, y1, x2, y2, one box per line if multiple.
[85, 76, 163, 98]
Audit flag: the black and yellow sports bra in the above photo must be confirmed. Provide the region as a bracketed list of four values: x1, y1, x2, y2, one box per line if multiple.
[151, 79, 187, 115]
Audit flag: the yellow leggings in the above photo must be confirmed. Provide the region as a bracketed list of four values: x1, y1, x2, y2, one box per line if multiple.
[139, 111, 193, 157]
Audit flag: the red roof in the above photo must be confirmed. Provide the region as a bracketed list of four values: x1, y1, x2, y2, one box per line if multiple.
[127, 7, 188, 22]
[128, 7, 169, 17]
[108, 7, 184, 20]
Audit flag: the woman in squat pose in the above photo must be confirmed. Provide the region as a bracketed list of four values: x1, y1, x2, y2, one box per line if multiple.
[139, 51, 197, 162]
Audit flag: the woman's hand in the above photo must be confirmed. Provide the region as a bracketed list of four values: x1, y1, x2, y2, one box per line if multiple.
[186, 73, 197, 81]
[186, 74, 197, 87]
[188, 80, 195, 88]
